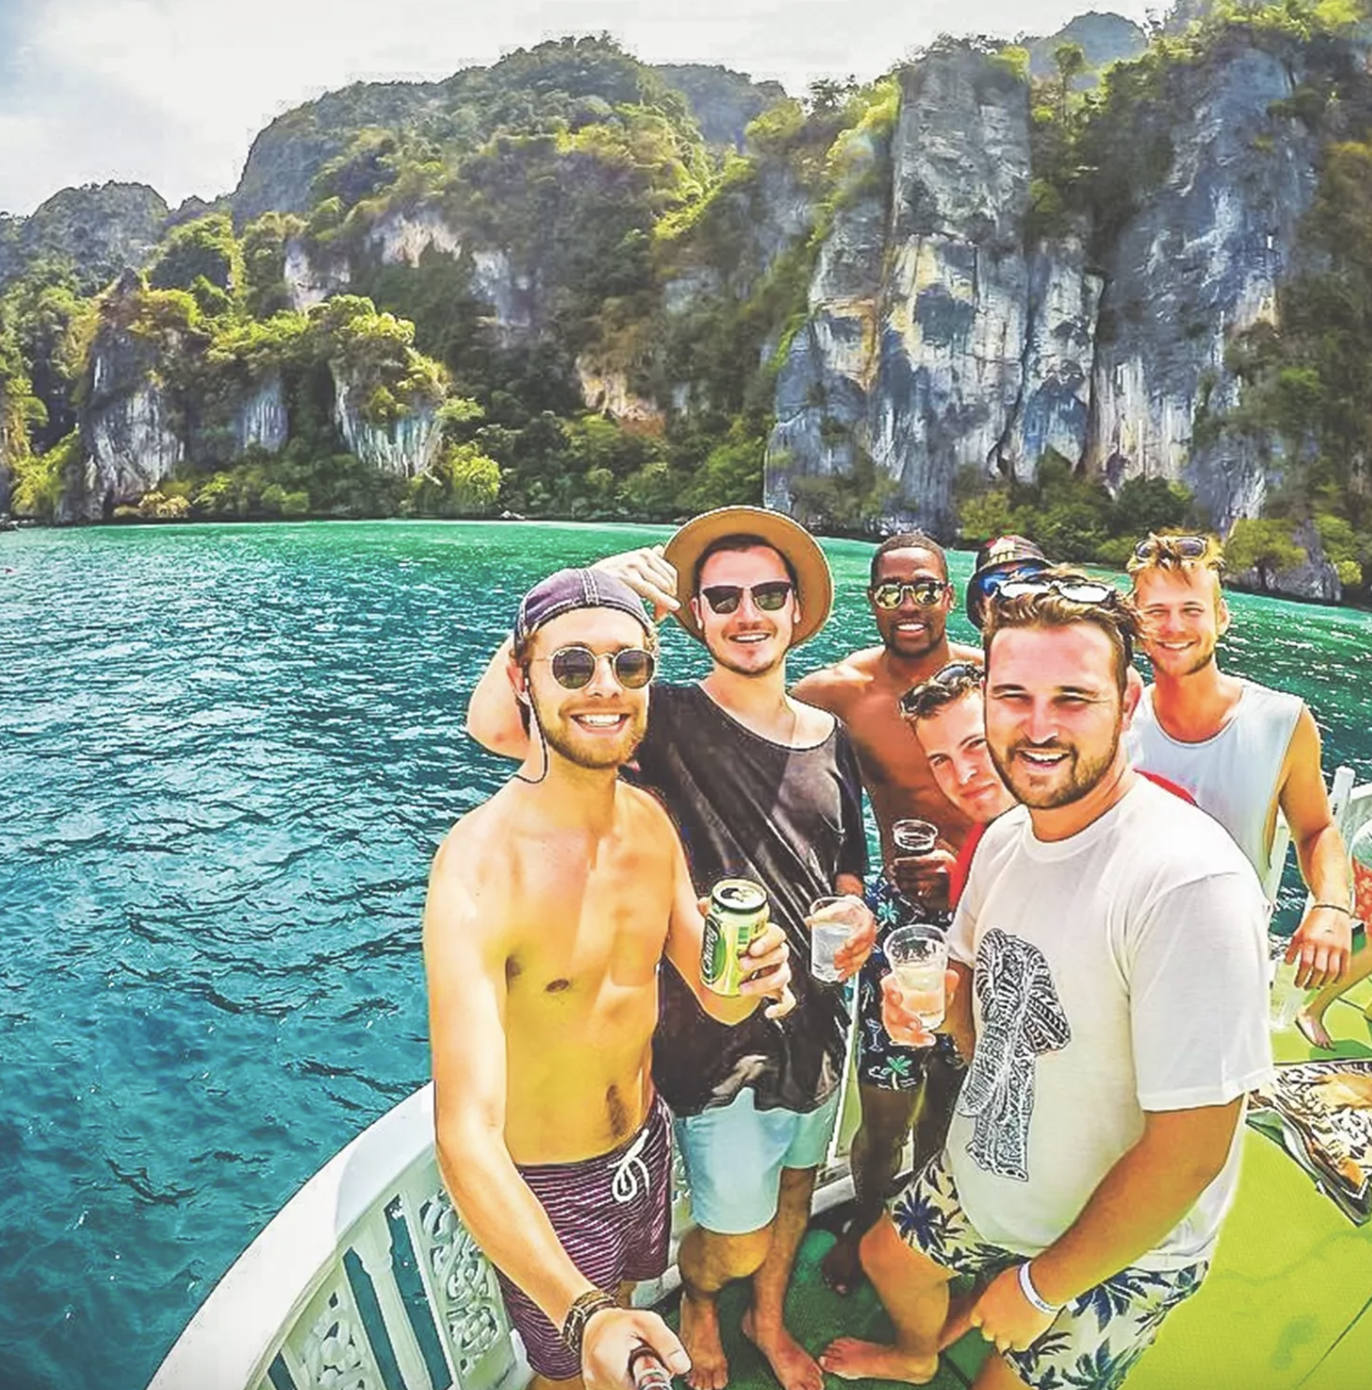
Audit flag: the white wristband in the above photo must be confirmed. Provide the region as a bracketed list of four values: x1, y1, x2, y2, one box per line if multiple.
[1018, 1261, 1063, 1315]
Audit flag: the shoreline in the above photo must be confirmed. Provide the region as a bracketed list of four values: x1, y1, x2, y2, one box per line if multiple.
[8, 514, 1369, 613]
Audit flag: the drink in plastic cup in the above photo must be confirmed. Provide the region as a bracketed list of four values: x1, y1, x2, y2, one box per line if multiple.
[885, 924, 948, 1042]
[1268, 935, 1305, 1032]
[807, 895, 866, 982]
[892, 818, 939, 855]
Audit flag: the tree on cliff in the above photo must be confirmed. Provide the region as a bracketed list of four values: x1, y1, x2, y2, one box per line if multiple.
[1225, 517, 1308, 590]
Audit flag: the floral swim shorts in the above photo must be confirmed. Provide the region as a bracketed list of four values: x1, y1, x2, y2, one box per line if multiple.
[858, 874, 962, 1091]
[890, 1154, 1210, 1390]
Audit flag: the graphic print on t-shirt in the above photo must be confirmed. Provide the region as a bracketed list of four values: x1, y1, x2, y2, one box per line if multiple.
[958, 928, 1071, 1181]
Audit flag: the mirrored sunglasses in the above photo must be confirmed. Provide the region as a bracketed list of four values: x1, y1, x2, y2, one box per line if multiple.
[1133, 535, 1210, 561]
[870, 578, 949, 610]
[700, 580, 794, 615]
[532, 646, 657, 690]
[995, 577, 1120, 606]
[898, 661, 984, 716]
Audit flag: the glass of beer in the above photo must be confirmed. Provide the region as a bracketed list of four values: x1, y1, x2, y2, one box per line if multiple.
[884, 924, 948, 1044]
[892, 818, 939, 855]
[806, 895, 867, 982]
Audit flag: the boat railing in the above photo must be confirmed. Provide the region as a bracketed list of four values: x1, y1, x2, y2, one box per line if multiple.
[148, 766, 1369, 1390]
[149, 1050, 861, 1390]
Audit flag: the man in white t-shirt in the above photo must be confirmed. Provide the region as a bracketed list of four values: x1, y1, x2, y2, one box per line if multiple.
[819, 571, 1272, 1390]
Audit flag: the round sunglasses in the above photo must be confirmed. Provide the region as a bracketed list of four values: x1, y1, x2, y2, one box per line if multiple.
[699, 580, 794, 615]
[530, 645, 657, 690]
[870, 578, 949, 610]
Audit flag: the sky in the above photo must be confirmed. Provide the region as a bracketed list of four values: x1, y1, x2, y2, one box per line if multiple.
[0, 0, 1159, 217]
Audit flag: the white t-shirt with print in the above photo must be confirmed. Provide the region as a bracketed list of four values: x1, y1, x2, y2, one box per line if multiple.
[946, 776, 1273, 1270]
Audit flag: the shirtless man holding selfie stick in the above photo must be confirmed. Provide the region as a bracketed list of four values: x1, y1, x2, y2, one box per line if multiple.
[426, 568, 794, 1390]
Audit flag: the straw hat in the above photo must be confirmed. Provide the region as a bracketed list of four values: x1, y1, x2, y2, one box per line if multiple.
[664, 506, 833, 647]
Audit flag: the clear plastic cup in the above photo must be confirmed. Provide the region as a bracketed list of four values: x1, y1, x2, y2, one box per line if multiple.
[885, 924, 948, 1043]
[1268, 935, 1306, 1032]
[892, 818, 939, 855]
[807, 895, 867, 982]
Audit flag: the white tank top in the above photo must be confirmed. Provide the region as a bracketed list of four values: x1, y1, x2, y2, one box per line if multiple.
[1128, 679, 1302, 892]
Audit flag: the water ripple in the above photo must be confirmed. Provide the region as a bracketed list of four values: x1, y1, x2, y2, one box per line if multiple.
[2, 520, 1369, 1390]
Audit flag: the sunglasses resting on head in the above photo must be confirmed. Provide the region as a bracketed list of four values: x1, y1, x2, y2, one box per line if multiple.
[898, 660, 984, 717]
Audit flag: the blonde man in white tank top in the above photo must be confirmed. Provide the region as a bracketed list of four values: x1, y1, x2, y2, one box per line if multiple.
[1126, 534, 1354, 998]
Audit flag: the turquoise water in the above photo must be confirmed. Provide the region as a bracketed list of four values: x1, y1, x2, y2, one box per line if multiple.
[3, 520, 1371, 1390]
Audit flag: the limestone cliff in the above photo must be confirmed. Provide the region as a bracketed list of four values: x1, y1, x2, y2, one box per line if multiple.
[331, 368, 442, 477]
[769, 48, 1063, 533]
[0, 183, 168, 294]
[59, 276, 184, 521]
[1088, 41, 1324, 531]
[766, 29, 1365, 549]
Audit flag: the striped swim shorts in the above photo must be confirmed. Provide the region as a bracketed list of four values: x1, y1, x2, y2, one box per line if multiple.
[494, 1093, 673, 1379]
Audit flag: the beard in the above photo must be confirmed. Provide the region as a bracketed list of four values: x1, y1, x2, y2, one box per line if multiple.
[1152, 641, 1217, 679]
[881, 613, 944, 658]
[989, 728, 1121, 809]
[537, 704, 648, 770]
[706, 626, 787, 678]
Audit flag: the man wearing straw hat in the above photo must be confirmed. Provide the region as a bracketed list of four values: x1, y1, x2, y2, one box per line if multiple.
[467, 507, 876, 1390]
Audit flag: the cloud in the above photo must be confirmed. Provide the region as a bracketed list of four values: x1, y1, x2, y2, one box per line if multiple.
[2, 0, 1155, 215]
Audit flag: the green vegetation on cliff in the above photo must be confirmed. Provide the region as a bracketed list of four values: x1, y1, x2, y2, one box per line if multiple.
[6, 11, 1372, 595]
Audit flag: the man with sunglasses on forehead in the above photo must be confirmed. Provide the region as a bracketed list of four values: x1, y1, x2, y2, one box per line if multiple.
[789, 532, 981, 1297]
[820, 570, 1271, 1390]
[1127, 534, 1354, 1000]
[425, 568, 795, 1390]
[466, 509, 875, 1390]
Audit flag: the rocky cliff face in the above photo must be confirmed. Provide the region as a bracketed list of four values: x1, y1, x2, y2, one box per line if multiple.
[231, 82, 447, 224]
[331, 370, 442, 477]
[769, 50, 1064, 533]
[1088, 43, 1323, 531]
[767, 36, 1344, 542]
[60, 294, 184, 521]
[653, 65, 788, 147]
[0, 182, 169, 294]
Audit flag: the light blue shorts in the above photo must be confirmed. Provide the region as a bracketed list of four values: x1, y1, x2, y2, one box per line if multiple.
[674, 1086, 842, 1235]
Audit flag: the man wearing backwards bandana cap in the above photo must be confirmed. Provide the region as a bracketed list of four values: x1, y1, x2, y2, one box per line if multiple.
[467, 512, 876, 1390]
[426, 567, 795, 1390]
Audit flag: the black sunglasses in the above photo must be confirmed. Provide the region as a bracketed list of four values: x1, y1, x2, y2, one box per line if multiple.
[898, 661, 984, 716]
[870, 578, 949, 610]
[531, 646, 657, 690]
[1133, 535, 1211, 561]
[700, 580, 794, 615]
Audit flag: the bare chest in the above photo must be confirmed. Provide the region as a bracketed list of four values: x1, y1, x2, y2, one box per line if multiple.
[504, 835, 673, 1008]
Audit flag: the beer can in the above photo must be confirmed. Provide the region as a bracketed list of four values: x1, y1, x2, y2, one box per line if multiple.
[701, 879, 769, 996]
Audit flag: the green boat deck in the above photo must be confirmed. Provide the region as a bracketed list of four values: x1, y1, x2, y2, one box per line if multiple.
[670, 981, 1372, 1390]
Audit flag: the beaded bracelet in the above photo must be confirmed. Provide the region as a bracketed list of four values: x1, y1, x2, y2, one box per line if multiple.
[561, 1288, 619, 1357]
[1017, 1261, 1064, 1316]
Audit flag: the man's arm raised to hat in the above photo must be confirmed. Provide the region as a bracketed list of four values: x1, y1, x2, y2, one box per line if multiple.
[463, 545, 679, 759]
[465, 635, 533, 759]
[591, 545, 680, 622]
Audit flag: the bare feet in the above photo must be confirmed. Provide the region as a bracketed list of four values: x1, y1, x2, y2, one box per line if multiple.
[937, 1287, 979, 1350]
[818, 1337, 939, 1385]
[820, 1228, 864, 1297]
[741, 1310, 824, 1390]
[1296, 1008, 1334, 1050]
[680, 1292, 729, 1390]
